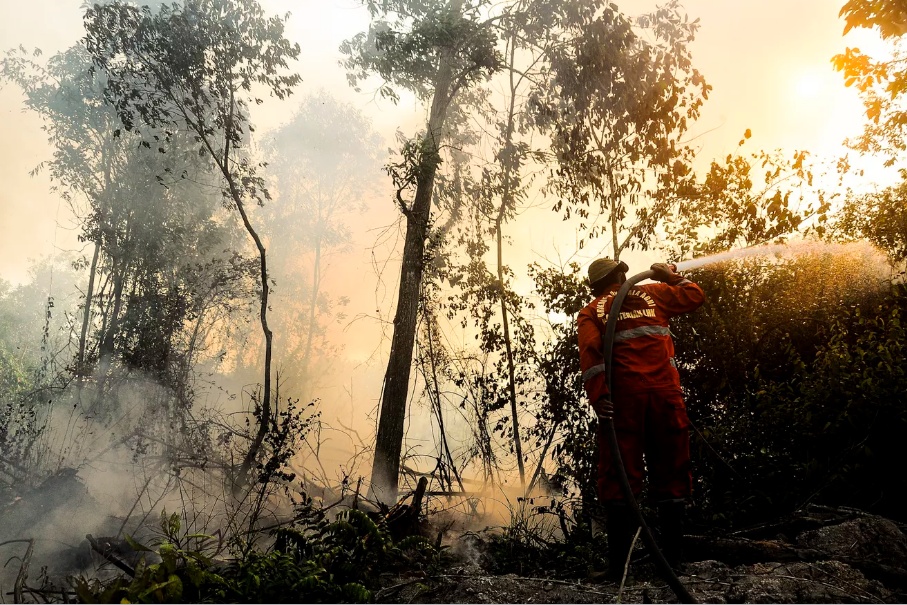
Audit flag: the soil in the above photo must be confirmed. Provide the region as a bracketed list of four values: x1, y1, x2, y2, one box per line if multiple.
[376, 512, 907, 604]
[378, 559, 893, 603]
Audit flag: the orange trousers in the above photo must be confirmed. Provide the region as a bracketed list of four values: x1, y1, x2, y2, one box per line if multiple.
[596, 388, 692, 503]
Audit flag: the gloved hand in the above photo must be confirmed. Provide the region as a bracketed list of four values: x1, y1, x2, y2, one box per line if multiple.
[650, 262, 678, 283]
[595, 397, 615, 421]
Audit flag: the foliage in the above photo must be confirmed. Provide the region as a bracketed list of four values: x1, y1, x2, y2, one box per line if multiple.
[477, 499, 607, 579]
[0, 259, 83, 486]
[527, 262, 596, 502]
[671, 250, 906, 525]
[73, 503, 439, 603]
[1, 44, 253, 390]
[435, 238, 539, 476]
[834, 0, 907, 164]
[840, 0, 907, 40]
[532, 0, 710, 257]
[341, 0, 500, 103]
[668, 137, 834, 257]
[747, 283, 907, 520]
[831, 175, 907, 265]
[83, 0, 300, 151]
[72, 512, 231, 604]
[515, 241, 907, 529]
[83, 0, 301, 484]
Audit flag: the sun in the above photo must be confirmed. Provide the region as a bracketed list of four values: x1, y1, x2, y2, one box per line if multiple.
[792, 71, 824, 100]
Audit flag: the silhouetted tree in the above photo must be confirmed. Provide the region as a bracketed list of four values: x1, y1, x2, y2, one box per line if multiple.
[835, 0, 907, 163]
[83, 0, 300, 488]
[1, 46, 252, 405]
[342, 0, 499, 502]
[832, 181, 907, 266]
[532, 0, 710, 260]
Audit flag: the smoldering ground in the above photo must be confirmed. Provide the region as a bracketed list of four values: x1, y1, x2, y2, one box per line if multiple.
[0, 367, 296, 590]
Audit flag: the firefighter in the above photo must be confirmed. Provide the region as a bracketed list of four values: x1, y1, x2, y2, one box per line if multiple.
[577, 258, 705, 577]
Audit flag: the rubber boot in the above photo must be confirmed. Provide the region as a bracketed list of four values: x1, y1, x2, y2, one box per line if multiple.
[657, 500, 686, 570]
[605, 502, 636, 582]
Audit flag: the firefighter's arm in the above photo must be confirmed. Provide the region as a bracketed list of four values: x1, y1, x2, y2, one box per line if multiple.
[649, 263, 705, 315]
[577, 310, 613, 420]
[651, 263, 688, 286]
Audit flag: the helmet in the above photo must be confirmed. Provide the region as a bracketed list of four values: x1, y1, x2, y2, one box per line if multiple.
[588, 258, 629, 285]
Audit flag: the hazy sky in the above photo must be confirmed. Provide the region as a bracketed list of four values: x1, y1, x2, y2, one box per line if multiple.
[0, 0, 884, 287]
[0, 0, 892, 485]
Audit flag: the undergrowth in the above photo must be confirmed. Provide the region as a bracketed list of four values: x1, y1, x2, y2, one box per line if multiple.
[72, 497, 442, 604]
[474, 498, 608, 579]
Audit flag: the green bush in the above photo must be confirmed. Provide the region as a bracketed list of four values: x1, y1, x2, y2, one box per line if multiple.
[72, 504, 440, 603]
[674, 256, 907, 526]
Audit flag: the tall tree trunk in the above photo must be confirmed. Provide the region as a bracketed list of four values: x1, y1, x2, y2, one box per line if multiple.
[496, 220, 525, 488]
[96, 261, 125, 412]
[495, 38, 525, 489]
[369, 43, 457, 505]
[99, 265, 125, 364]
[77, 241, 100, 376]
[228, 176, 274, 491]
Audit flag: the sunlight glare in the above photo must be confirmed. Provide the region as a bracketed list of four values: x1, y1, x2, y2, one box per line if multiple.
[793, 71, 824, 100]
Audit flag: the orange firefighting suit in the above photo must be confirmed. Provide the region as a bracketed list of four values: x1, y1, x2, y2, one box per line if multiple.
[577, 275, 705, 502]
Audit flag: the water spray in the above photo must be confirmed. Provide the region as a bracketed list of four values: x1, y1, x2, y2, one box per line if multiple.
[673, 240, 868, 272]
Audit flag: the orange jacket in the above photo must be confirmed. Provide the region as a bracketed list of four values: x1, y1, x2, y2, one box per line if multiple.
[577, 275, 705, 415]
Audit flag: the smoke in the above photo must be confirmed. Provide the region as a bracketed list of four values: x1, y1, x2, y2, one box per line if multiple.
[0, 364, 289, 593]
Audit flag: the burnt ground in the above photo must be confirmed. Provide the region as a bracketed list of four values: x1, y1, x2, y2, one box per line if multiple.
[379, 559, 893, 603]
[376, 512, 907, 604]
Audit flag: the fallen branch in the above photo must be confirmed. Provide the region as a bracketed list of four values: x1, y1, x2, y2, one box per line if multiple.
[14, 538, 33, 604]
[86, 534, 135, 577]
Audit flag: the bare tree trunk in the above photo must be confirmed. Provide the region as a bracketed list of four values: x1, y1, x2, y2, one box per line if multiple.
[496, 221, 525, 487]
[228, 176, 274, 491]
[99, 256, 126, 364]
[369, 43, 457, 505]
[423, 315, 465, 493]
[496, 37, 525, 489]
[180, 91, 274, 492]
[77, 241, 100, 376]
[95, 261, 125, 412]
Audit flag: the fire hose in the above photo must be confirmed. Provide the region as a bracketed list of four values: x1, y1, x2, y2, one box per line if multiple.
[601, 268, 697, 604]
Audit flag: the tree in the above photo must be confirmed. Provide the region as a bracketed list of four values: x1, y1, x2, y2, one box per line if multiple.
[83, 0, 300, 488]
[834, 0, 907, 164]
[670, 249, 903, 524]
[2, 45, 127, 379]
[1, 45, 252, 410]
[665, 136, 834, 258]
[840, 0, 907, 39]
[442, 3, 556, 490]
[532, 0, 710, 259]
[263, 91, 382, 398]
[832, 181, 907, 266]
[342, 0, 499, 502]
